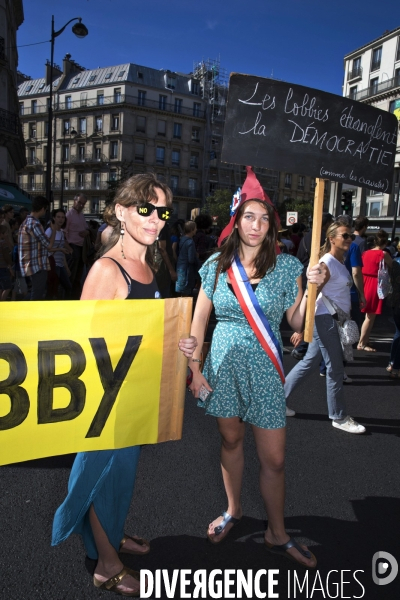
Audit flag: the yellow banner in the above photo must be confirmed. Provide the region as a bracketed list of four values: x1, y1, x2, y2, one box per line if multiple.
[0, 297, 192, 465]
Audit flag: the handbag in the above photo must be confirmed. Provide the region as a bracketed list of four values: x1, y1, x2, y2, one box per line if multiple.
[322, 295, 359, 346]
[338, 319, 359, 346]
[377, 258, 391, 299]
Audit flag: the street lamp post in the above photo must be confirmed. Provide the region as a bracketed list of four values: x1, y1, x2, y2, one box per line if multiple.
[60, 127, 77, 207]
[45, 15, 88, 205]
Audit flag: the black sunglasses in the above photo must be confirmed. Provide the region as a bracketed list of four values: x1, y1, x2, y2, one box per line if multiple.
[337, 233, 355, 240]
[137, 203, 173, 221]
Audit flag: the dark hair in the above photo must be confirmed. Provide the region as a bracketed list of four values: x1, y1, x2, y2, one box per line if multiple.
[100, 173, 173, 262]
[292, 223, 300, 234]
[32, 195, 49, 212]
[214, 199, 278, 279]
[354, 216, 369, 231]
[374, 229, 388, 248]
[322, 213, 334, 228]
[51, 208, 67, 229]
[195, 214, 212, 230]
[2, 204, 14, 214]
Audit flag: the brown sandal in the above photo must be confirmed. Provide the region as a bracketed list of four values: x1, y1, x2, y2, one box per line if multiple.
[119, 534, 150, 555]
[93, 566, 141, 597]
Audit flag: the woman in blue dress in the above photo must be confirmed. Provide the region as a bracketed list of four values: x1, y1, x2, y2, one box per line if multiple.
[52, 174, 197, 596]
[188, 168, 322, 569]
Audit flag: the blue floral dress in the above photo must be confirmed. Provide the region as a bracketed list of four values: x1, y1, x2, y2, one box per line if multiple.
[199, 253, 303, 429]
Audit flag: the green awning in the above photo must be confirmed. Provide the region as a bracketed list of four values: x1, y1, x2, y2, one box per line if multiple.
[0, 182, 32, 210]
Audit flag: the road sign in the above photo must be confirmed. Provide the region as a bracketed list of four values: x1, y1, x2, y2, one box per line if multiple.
[286, 211, 298, 226]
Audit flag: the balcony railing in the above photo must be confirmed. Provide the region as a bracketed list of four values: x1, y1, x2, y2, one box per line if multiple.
[347, 74, 400, 101]
[0, 108, 20, 135]
[55, 94, 206, 119]
[20, 105, 49, 116]
[70, 152, 109, 164]
[26, 157, 42, 166]
[52, 181, 110, 191]
[347, 66, 362, 81]
[19, 180, 203, 198]
[20, 182, 46, 192]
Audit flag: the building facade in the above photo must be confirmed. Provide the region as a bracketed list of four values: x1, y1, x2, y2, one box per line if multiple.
[18, 55, 324, 220]
[0, 0, 26, 184]
[339, 27, 400, 229]
[18, 55, 207, 219]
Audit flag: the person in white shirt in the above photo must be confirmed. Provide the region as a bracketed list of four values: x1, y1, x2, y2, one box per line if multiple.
[285, 218, 366, 434]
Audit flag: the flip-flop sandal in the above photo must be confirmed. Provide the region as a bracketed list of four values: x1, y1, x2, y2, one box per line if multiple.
[357, 345, 376, 352]
[265, 537, 317, 569]
[93, 566, 141, 597]
[207, 511, 241, 544]
[119, 534, 150, 555]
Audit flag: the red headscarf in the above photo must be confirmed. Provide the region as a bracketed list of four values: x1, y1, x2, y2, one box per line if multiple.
[218, 166, 281, 247]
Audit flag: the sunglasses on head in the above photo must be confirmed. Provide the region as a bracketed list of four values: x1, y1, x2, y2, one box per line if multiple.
[137, 203, 172, 221]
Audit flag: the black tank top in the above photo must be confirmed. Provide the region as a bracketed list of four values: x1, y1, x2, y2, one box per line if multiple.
[101, 257, 161, 299]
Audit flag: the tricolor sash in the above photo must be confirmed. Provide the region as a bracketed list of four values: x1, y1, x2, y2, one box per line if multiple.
[227, 255, 285, 383]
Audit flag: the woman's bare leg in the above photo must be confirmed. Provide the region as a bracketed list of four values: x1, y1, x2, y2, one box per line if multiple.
[207, 417, 246, 541]
[89, 506, 140, 594]
[252, 425, 316, 568]
[358, 313, 377, 349]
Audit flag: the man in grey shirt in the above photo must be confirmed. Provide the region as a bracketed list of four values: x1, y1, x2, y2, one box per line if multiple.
[353, 216, 369, 254]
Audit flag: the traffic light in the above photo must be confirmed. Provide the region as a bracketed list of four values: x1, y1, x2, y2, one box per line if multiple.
[341, 191, 353, 215]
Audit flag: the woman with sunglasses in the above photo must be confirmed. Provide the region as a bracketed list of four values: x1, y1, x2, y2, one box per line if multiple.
[52, 174, 196, 597]
[285, 218, 366, 434]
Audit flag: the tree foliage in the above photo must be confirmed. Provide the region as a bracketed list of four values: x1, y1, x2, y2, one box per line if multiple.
[277, 198, 314, 225]
[201, 189, 232, 229]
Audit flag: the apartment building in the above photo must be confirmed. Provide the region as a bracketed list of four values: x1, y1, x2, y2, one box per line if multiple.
[0, 0, 26, 190]
[17, 53, 325, 221]
[17, 54, 207, 218]
[339, 27, 400, 228]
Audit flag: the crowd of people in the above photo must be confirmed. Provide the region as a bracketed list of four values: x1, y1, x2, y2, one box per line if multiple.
[2, 171, 399, 595]
[0, 194, 100, 302]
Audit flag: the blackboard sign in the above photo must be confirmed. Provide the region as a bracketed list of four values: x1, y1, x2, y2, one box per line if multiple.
[221, 74, 398, 193]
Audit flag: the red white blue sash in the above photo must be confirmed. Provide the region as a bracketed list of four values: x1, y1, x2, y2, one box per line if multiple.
[227, 254, 285, 383]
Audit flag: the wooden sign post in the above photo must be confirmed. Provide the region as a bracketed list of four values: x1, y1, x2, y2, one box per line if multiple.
[304, 178, 325, 342]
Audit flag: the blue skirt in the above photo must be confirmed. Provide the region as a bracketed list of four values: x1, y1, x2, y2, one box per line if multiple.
[52, 446, 141, 559]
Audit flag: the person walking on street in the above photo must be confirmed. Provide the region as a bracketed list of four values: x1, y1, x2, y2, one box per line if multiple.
[65, 193, 90, 298]
[285, 218, 366, 434]
[353, 216, 369, 253]
[18, 196, 57, 300]
[357, 229, 392, 352]
[175, 221, 199, 296]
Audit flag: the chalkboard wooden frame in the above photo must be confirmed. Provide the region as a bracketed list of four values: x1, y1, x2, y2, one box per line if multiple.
[221, 74, 398, 193]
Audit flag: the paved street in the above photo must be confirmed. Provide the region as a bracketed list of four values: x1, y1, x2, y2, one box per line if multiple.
[1, 312, 399, 600]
